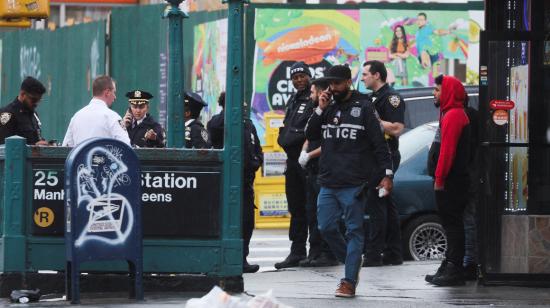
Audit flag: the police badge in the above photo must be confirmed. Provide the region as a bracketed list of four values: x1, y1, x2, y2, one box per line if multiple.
[201, 129, 209, 142]
[389, 95, 401, 108]
[0, 112, 11, 125]
[350, 107, 361, 118]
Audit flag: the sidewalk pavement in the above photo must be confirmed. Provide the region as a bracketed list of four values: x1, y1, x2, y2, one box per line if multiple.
[4, 260, 550, 307]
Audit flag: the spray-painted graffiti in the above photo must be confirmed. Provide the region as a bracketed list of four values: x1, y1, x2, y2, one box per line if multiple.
[20, 45, 41, 80]
[74, 145, 134, 247]
[90, 34, 100, 80]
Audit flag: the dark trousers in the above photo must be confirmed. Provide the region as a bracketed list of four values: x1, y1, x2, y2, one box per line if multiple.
[285, 158, 308, 256]
[243, 172, 256, 260]
[305, 167, 334, 258]
[365, 189, 402, 260]
[435, 176, 469, 266]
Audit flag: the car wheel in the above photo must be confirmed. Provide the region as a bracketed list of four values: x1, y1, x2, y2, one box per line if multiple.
[403, 215, 447, 261]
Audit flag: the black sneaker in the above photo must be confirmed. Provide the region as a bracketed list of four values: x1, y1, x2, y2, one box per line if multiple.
[382, 254, 403, 266]
[243, 261, 259, 273]
[309, 253, 340, 267]
[274, 254, 306, 269]
[463, 263, 478, 281]
[299, 257, 313, 267]
[425, 259, 447, 283]
[431, 261, 466, 286]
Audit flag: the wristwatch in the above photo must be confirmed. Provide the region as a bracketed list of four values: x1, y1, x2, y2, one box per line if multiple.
[385, 169, 394, 180]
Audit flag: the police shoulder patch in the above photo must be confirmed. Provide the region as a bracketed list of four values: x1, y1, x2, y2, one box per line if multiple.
[0, 112, 12, 125]
[389, 95, 401, 108]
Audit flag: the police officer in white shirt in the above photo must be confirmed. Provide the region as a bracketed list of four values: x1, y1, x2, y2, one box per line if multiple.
[62, 75, 131, 147]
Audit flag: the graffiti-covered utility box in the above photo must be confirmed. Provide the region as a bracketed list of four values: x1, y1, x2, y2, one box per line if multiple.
[254, 112, 290, 229]
[65, 138, 143, 304]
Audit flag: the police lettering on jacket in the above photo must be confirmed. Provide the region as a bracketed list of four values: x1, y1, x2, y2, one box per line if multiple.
[305, 90, 393, 188]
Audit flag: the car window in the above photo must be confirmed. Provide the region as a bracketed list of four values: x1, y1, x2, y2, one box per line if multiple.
[399, 122, 438, 164]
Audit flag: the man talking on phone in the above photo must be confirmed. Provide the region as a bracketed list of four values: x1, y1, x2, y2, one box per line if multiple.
[305, 65, 393, 298]
[123, 89, 165, 148]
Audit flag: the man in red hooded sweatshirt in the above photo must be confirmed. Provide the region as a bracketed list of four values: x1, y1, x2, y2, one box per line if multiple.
[425, 75, 471, 286]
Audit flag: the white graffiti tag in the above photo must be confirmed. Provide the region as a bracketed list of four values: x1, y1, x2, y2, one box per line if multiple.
[74, 146, 134, 247]
[20, 46, 41, 80]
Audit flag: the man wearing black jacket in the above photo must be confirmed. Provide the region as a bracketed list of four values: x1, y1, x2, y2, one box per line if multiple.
[305, 65, 393, 298]
[275, 62, 315, 269]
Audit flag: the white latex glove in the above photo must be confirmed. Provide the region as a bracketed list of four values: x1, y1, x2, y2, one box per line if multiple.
[298, 151, 310, 169]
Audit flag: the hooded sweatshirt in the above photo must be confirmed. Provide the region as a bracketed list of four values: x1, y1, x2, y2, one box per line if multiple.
[435, 76, 471, 187]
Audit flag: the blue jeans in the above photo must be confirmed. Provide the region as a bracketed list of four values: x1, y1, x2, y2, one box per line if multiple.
[317, 185, 365, 285]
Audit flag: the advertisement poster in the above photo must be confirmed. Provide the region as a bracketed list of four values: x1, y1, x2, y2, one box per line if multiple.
[192, 18, 228, 121]
[508, 65, 529, 212]
[359, 9, 475, 90]
[251, 9, 362, 141]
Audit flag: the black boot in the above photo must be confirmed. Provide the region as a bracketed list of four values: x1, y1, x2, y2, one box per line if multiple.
[309, 253, 339, 267]
[425, 259, 447, 283]
[243, 260, 259, 273]
[274, 254, 306, 269]
[431, 261, 465, 286]
[362, 254, 383, 267]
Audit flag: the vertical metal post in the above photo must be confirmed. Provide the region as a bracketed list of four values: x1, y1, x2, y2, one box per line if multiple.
[164, 0, 188, 148]
[221, 0, 247, 276]
[0, 136, 28, 272]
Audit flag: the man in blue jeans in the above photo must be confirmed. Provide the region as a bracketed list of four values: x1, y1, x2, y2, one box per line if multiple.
[305, 65, 394, 298]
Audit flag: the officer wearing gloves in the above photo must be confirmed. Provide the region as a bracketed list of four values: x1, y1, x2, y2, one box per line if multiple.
[184, 91, 211, 149]
[275, 61, 316, 269]
[297, 76, 339, 267]
[122, 90, 166, 148]
[361, 60, 405, 267]
[305, 65, 393, 298]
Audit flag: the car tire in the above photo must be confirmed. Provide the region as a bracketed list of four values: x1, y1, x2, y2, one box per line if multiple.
[402, 215, 447, 261]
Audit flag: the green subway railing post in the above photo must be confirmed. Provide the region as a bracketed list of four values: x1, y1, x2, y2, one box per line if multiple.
[164, 0, 188, 148]
[221, 0, 248, 276]
[0, 137, 28, 272]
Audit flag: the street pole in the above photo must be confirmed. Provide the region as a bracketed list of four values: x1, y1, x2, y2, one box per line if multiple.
[164, 0, 187, 148]
[221, 0, 247, 275]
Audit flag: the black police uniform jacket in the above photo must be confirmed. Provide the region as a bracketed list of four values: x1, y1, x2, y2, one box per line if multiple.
[186, 119, 211, 149]
[0, 98, 43, 145]
[207, 112, 224, 149]
[277, 88, 314, 159]
[305, 90, 393, 188]
[127, 114, 165, 148]
[369, 84, 405, 154]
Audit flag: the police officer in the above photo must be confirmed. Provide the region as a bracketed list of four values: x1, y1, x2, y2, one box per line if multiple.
[63, 75, 130, 147]
[305, 64, 393, 297]
[275, 61, 315, 269]
[361, 60, 405, 266]
[206, 92, 264, 273]
[122, 90, 165, 148]
[297, 77, 338, 267]
[184, 91, 211, 149]
[0, 76, 48, 145]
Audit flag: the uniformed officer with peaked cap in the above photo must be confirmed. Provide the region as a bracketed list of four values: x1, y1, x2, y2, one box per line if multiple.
[123, 89, 165, 148]
[184, 91, 211, 149]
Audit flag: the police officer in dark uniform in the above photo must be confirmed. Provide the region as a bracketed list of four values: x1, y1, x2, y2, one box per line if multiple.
[361, 60, 405, 266]
[206, 92, 264, 273]
[207, 92, 225, 149]
[122, 89, 166, 148]
[305, 64, 394, 297]
[184, 91, 211, 149]
[0, 77, 48, 145]
[275, 61, 315, 269]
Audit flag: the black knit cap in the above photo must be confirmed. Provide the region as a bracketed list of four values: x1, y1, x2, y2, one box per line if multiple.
[289, 61, 311, 78]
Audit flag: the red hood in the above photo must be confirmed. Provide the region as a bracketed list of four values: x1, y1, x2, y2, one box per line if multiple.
[440, 76, 466, 113]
